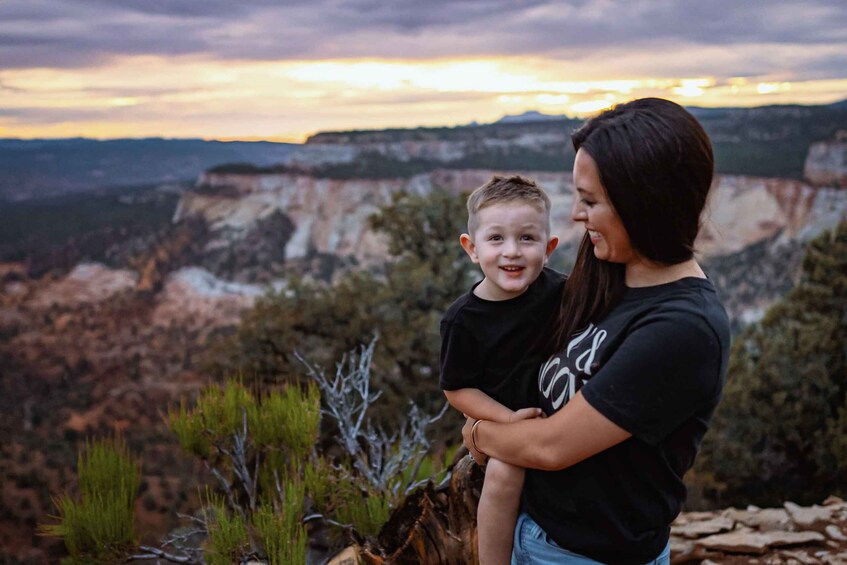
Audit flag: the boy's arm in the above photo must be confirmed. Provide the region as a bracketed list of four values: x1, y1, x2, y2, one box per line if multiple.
[444, 388, 517, 423]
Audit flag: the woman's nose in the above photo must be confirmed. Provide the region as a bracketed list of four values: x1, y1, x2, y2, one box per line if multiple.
[571, 201, 586, 222]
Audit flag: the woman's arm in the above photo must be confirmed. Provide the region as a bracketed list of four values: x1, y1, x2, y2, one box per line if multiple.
[462, 391, 631, 470]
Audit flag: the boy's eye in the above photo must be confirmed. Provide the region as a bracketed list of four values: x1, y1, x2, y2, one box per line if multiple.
[488, 234, 502, 241]
[521, 234, 537, 241]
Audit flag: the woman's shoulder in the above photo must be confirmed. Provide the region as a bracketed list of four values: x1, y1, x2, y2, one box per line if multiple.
[618, 277, 729, 337]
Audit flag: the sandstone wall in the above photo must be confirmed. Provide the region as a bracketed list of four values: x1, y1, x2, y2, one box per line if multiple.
[804, 133, 847, 188]
[178, 170, 847, 270]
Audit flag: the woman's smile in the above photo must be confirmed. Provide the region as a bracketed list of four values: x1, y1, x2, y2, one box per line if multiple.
[572, 148, 635, 266]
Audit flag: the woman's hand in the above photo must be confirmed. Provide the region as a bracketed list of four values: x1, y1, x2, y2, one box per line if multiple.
[462, 417, 488, 466]
[463, 393, 632, 471]
[463, 409, 544, 466]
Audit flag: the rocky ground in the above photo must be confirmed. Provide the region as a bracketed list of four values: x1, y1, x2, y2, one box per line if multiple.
[670, 496, 847, 564]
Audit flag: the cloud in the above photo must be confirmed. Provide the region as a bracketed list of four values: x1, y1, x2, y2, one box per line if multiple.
[1, 0, 845, 141]
[0, 0, 844, 80]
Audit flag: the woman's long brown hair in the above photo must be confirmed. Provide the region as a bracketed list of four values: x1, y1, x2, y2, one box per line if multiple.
[550, 234, 625, 353]
[549, 97, 713, 354]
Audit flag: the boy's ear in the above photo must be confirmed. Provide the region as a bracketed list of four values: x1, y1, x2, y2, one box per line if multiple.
[459, 234, 480, 263]
[544, 236, 559, 262]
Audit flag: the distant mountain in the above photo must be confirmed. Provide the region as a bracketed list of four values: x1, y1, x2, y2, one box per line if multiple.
[291, 100, 847, 181]
[496, 110, 565, 124]
[0, 138, 298, 201]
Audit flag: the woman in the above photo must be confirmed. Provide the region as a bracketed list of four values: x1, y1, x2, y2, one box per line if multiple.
[462, 98, 731, 565]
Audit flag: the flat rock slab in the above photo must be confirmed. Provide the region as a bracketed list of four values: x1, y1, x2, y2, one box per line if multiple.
[697, 531, 826, 554]
[785, 502, 837, 527]
[826, 524, 847, 541]
[725, 508, 793, 531]
[673, 516, 735, 539]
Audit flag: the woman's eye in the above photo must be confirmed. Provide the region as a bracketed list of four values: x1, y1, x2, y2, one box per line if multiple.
[581, 198, 596, 207]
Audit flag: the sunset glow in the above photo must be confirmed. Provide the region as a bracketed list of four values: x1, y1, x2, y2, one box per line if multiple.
[1, 0, 845, 141]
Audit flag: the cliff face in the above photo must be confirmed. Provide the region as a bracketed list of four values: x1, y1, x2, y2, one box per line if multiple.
[805, 132, 847, 188]
[286, 124, 573, 169]
[179, 169, 847, 270]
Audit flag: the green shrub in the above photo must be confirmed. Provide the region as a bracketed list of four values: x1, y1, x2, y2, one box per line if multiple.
[332, 476, 391, 539]
[253, 477, 307, 564]
[303, 456, 335, 512]
[253, 383, 321, 457]
[402, 443, 458, 488]
[204, 494, 249, 565]
[697, 221, 847, 506]
[168, 340, 447, 560]
[205, 190, 473, 438]
[40, 437, 140, 564]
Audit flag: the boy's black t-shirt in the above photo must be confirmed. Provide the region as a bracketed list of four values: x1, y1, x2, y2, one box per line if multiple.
[439, 267, 566, 411]
[523, 277, 731, 564]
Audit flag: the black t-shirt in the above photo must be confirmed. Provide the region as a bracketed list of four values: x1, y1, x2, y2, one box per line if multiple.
[524, 277, 731, 564]
[439, 268, 566, 411]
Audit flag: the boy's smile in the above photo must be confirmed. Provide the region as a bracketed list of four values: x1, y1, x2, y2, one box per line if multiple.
[460, 202, 558, 301]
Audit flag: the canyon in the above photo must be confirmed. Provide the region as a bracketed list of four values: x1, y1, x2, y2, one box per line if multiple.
[1, 118, 845, 563]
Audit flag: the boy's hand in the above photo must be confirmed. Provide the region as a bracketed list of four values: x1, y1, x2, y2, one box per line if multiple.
[508, 407, 544, 422]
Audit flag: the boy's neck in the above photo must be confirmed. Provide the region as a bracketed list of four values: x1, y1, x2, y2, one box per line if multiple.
[473, 276, 533, 301]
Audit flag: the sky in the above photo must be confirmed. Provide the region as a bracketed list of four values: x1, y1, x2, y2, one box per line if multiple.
[1, 0, 846, 142]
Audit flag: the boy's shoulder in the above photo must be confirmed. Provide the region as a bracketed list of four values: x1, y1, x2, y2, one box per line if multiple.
[441, 287, 476, 328]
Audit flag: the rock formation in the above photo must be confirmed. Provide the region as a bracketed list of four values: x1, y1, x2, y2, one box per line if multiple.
[181, 169, 847, 270]
[805, 131, 847, 188]
[286, 120, 578, 169]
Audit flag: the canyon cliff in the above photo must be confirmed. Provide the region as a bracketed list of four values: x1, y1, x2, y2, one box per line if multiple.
[177, 167, 847, 327]
[805, 131, 847, 188]
[2, 118, 847, 563]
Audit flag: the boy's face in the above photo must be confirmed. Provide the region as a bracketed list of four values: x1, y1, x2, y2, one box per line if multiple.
[460, 201, 558, 301]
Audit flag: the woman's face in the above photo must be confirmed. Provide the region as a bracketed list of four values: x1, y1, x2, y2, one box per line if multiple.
[571, 148, 636, 265]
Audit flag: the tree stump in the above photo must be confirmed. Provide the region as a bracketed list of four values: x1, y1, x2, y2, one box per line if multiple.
[328, 453, 484, 564]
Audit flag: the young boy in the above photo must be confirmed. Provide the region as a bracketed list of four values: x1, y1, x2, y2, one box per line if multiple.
[440, 175, 565, 564]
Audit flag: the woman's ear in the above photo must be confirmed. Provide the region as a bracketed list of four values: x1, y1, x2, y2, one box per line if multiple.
[459, 234, 479, 263]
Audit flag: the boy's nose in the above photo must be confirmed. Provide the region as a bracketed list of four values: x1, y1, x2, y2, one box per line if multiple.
[503, 239, 521, 256]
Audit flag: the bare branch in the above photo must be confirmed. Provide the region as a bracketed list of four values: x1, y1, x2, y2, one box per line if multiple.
[175, 513, 207, 526]
[204, 461, 244, 521]
[299, 338, 448, 497]
[129, 545, 197, 563]
[160, 529, 205, 549]
[296, 338, 381, 458]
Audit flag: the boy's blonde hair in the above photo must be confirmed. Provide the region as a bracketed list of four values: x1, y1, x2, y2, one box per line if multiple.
[466, 175, 552, 236]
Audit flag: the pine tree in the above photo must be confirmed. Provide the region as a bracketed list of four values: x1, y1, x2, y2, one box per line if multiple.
[206, 190, 474, 429]
[697, 221, 847, 506]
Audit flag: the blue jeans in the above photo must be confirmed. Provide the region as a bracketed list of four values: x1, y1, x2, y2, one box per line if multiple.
[511, 512, 671, 565]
